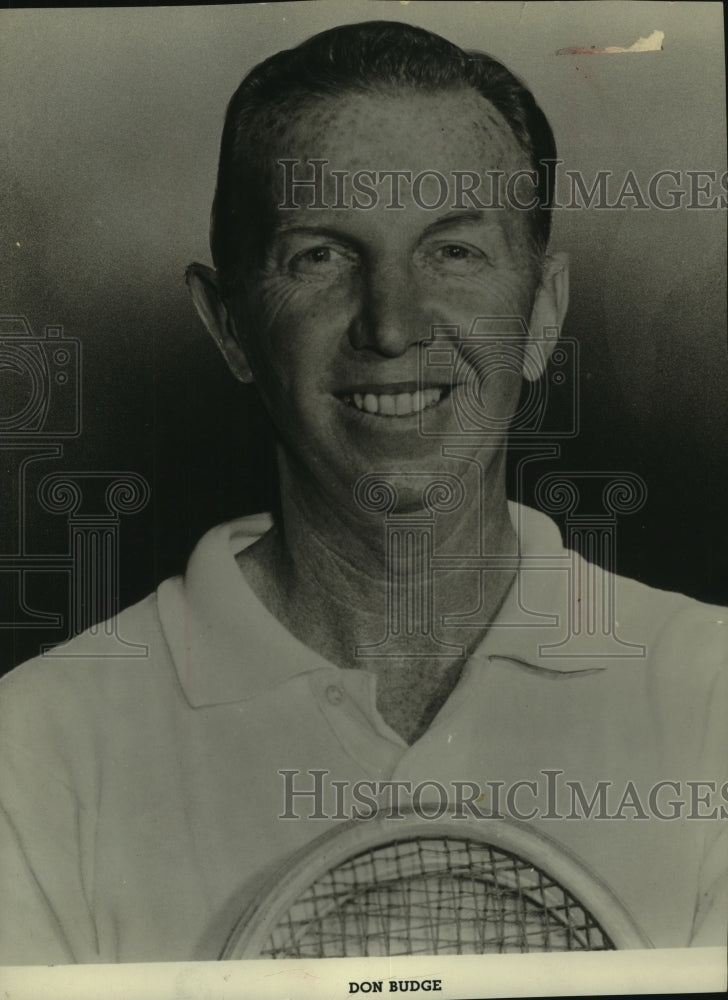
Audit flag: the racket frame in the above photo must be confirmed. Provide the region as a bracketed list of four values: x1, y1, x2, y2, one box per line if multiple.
[220, 812, 652, 959]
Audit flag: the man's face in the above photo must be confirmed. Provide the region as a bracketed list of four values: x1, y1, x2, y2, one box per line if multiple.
[228, 88, 551, 506]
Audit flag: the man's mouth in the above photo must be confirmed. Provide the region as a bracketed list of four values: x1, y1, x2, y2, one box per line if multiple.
[338, 386, 448, 417]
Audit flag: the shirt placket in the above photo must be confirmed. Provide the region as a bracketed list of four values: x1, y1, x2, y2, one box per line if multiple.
[308, 669, 406, 777]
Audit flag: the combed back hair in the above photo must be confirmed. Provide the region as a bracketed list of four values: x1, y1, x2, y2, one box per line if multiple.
[211, 20, 557, 292]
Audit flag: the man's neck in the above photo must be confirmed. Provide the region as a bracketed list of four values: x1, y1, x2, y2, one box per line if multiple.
[237, 455, 518, 743]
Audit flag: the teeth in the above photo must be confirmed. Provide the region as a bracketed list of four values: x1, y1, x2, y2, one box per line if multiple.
[346, 387, 444, 416]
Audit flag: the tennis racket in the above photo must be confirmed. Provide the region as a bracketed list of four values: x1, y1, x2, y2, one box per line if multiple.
[220, 810, 651, 958]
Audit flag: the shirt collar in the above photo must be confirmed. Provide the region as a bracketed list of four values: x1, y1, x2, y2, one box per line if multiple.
[157, 502, 609, 709]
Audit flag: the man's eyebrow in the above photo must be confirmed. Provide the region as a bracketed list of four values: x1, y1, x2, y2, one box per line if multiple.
[270, 211, 499, 242]
[420, 210, 501, 236]
[269, 222, 356, 243]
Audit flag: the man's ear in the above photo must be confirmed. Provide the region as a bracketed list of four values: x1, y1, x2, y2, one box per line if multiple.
[185, 263, 254, 384]
[523, 251, 570, 382]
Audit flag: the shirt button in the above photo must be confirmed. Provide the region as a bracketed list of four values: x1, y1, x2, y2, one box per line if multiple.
[326, 684, 344, 705]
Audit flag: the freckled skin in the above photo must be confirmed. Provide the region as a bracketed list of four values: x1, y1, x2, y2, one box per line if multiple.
[218, 89, 567, 745]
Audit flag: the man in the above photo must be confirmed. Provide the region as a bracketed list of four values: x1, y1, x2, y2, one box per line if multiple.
[1, 20, 725, 964]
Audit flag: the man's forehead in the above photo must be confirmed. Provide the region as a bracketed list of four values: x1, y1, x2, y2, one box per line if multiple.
[266, 87, 528, 181]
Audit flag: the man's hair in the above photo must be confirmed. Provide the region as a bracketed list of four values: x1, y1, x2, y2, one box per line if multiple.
[211, 20, 557, 293]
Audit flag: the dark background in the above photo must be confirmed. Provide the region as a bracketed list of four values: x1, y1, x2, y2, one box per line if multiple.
[1, 2, 726, 673]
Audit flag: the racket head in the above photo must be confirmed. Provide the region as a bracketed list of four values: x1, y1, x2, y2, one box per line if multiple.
[220, 811, 651, 959]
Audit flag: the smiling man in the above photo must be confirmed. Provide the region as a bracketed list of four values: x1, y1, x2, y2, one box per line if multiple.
[0, 20, 725, 964]
[187, 63, 568, 746]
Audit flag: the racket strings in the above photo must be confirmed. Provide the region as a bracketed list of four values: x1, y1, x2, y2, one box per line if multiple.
[262, 836, 615, 957]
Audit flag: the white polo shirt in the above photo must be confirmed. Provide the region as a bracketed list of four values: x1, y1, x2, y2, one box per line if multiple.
[1, 503, 725, 963]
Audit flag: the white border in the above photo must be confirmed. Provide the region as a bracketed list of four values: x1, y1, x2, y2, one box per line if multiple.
[1, 949, 727, 999]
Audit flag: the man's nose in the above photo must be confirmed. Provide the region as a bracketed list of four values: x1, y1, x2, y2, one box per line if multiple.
[347, 262, 422, 357]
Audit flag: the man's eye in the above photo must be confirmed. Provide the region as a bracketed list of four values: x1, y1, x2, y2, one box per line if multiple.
[440, 245, 471, 259]
[431, 243, 487, 272]
[301, 247, 332, 264]
[288, 245, 355, 277]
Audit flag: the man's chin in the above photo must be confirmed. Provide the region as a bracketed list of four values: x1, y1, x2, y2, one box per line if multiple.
[333, 453, 473, 521]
